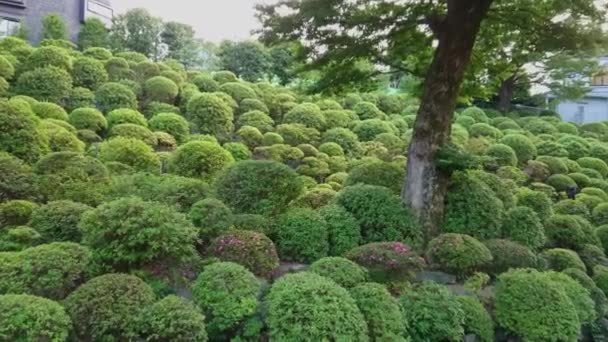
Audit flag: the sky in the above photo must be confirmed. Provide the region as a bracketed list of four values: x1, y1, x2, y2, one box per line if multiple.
[112, 0, 277, 43]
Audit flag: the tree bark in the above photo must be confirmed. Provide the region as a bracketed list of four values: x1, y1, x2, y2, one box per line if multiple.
[498, 75, 516, 113]
[403, 0, 494, 243]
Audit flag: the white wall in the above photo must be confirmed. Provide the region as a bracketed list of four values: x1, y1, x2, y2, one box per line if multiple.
[556, 98, 608, 124]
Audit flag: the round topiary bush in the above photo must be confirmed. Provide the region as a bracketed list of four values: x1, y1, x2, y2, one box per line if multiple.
[318, 204, 361, 256]
[500, 134, 537, 165]
[536, 155, 569, 175]
[283, 102, 326, 130]
[443, 172, 504, 240]
[578, 157, 608, 177]
[482, 239, 537, 276]
[188, 198, 233, 239]
[214, 160, 303, 215]
[168, 141, 234, 180]
[426, 233, 493, 277]
[400, 282, 465, 341]
[345, 161, 404, 194]
[554, 199, 590, 219]
[32, 102, 68, 121]
[95, 82, 138, 113]
[546, 174, 577, 193]
[460, 106, 489, 123]
[350, 282, 406, 341]
[266, 272, 368, 341]
[0, 242, 91, 299]
[0, 99, 50, 163]
[193, 74, 220, 92]
[542, 248, 587, 272]
[544, 214, 597, 251]
[68, 107, 107, 134]
[494, 269, 581, 341]
[516, 188, 553, 220]
[274, 208, 329, 263]
[99, 137, 160, 173]
[64, 273, 156, 341]
[109, 123, 157, 146]
[352, 119, 397, 141]
[143, 76, 179, 104]
[28, 200, 91, 242]
[0, 294, 72, 341]
[345, 242, 425, 283]
[71, 56, 108, 90]
[308, 257, 367, 288]
[148, 112, 189, 144]
[323, 127, 360, 154]
[192, 262, 260, 339]
[501, 206, 546, 250]
[79, 197, 198, 271]
[186, 93, 234, 140]
[457, 295, 494, 342]
[136, 295, 208, 342]
[336, 184, 421, 244]
[486, 143, 518, 167]
[0, 55, 15, 80]
[353, 101, 385, 120]
[0, 152, 35, 202]
[0, 200, 37, 228]
[209, 230, 279, 277]
[106, 108, 147, 129]
[237, 110, 274, 132]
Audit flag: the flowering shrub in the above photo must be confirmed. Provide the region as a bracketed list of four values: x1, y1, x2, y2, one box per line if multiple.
[209, 230, 279, 277]
[345, 242, 425, 282]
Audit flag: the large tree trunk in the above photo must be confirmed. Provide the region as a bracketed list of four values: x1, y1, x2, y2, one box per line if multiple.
[498, 75, 516, 113]
[403, 0, 494, 243]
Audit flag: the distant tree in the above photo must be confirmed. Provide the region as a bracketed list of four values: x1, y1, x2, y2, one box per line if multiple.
[218, 41, 271, 82]
[161, 21, 196, 64]
[78, 18, 109, 50]
[190, 39, 220, 71]
[268, 43, 298, 85]
[109, 8, 163, 58]
[42, 14, 67, 40]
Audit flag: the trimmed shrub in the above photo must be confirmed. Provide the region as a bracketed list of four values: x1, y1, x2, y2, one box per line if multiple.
[32, 102, 68, 121]
[501, 206, 545, 250]
[148, 112, 189, 143]
[28, 200, 91, 242]
[0, 200, 37, 228]
[209, 230, 279, 277]
[345, 242, 425, 282]
[542, 248, 587, 272]
[236, 125, 264, 148]
[276, 123, 320, 146]
[336, 184, 421, 244]
[0, 55, 15, 80]
[212, 71, 238, 84]
[72, 56, 108, 89]
[283, 102, 326, 130]
[292, 187, 337, 209]
[64, 273, 156, 341]
[554, 199, 590, 218]
[237, 110, 274, 132]
[0, 152, 35, 202]
[95, 82, 137, 113]
[168, 141, 234, 180]
[106, 108, 147, 129]
[594, 265, 608, 296]
[266, 272, 368, 341]
[219, 82, 257, 103]
[274, 208, 328, 263]
[240, 98, 269, 115]
[536, 155, 569, 175]
[0, 99, 50, 163]
[400, 282, 465, 341]
[0, 242, 91, 299]
[500, 134, 537, 165]
[579, 244, 608, 273]
[309, 257, 367, 288]
[353, 101, 385, 120]
[350, 283, 406, 341]
[0, 294, 71, 341]
[69, 107, 106, 134]
[544, 215, 596, 251]
[109, 123, 157, 146]
[136, 295, 207, 342]
[41, 120, 84, 152]
[193, 75, 220, 92]
[322, 127, 360, 154]
[486, 143, 518, 167]
[443, 172, 504, 240]
[461, 106, 489, 123]
[318, 204, 361, 256]
[516, 188, 553, 220]
[578, 157, 608, 177]
[188, 198, 233, 239]
[187, 93, 234, 140]
[79, 197, 198, 271]
[352, 119, 397, 141]
[426, 233, 493, 277]
[143, 76, 178, 104]
[323, 109, 353, 129]
[494, 269, 580, 342]
[457, 296, 494, 342]
[546, 174, 577, 192]
[345, 161, 404, 194]
[25, 46, 71, 71]
[192, 262, 260, 339]
[99, 137, 160, 173]
[214, 160, 303, 215]
[482, 239, 537, 276]
[223, 142, 252, 161]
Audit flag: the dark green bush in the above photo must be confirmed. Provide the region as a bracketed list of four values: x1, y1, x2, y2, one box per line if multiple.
[98, 137, 160, 173]
[192, 262, 260, 339]
[345, 161, 404, 194]
[193, 75, 220, 92]
[536, 155, 569, 174]
[188, 198, 233, 239]
[168, 141, 234, 180]
[223, 142, 252, 161]
[186, 93, 234, 140]
[0, 200, 37, 228]
[28, 200, 91, 242]
[353, 101, 385, 120]
[400, 282, 465, 342]
[209, 230, 279, 277]
[345, 242, 425, 283]
[579, 244, 608, 273]
[68, 107, 107, 134]
[0, 152, 35, 202]
[143, 76, 179, 104]
[457, 295, 494, 342]
[352, 119, 397, 141]
[71, 56, 108, 90]
[318, 204, 361, 256]
[214, 160, 303, 215]
[542, 248, 587, 272]
[426, 233, 493, 277]
[443, 172, 504, 240]
[25, 46, 71, 71]
[536, 141, 569, 157]
[309, 256, 367, 288]
[219, 82, 257, 103]
[594, 265, 608, 296]
[292, 187, 337, 209]
[350, 282, 406, 341]
[546, 174, 577, 192]
[283, 102, 326, 130]
[136, 295, 208, 342]
[0, 99, 49, 163]
[276, 123, 320, 146]
[274, 208, 328, 263]
[501, 206, 546, 250]
[109, 123, 157, 146]
[544, 215, 597, 251]
[322, 127, 360, 154]
[79, 197, 198, 271]
[95, 82, 138, 113]
[0, 242, 90, 299]
[554, 199, 590, 218]
[482, 239, 537, 276]
[500, 134, 537, 165]
[266, 272, 368, 341]
[516, 188, 553, 220]
[486, 143, 518, 167]
[0, 294, 72, 341]
[64, 273, 156, 341]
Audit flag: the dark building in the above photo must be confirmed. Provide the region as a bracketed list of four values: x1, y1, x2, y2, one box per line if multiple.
[0, 0, 112, 44]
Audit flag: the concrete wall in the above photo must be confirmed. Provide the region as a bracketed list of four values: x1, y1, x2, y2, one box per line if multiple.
[556, 97, 608, 124]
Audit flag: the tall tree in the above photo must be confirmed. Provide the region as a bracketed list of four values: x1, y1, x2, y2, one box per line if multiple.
[217, 40, 272, 82]
[78, 18, 109, 50]
[161, 21, 197, 64]
[109, 8, 163, 58]
[257, 0, 604, 241]
[41, 14, 67, 40]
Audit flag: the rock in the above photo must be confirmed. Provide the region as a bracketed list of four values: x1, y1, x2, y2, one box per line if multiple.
[415, 270, 457, 284]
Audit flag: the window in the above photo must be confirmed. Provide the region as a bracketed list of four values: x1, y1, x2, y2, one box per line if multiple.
[0, 18, 20, 39]
[83, 0, 113, 26]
